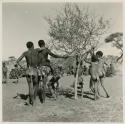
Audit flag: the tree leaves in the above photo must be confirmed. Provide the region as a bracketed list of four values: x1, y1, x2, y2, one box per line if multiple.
[46, 3, 109, 56]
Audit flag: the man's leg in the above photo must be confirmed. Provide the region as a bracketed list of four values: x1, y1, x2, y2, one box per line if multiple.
[33, 75, 39, 101]
[47, 77, 54, 95]
[39, 75, 47, 103]
[54, 79, 60, 99]
[26, 76, 34, 105]
[100, 77, 110, 98]
[48, 81, 54, 96]
[90, 77, 95, 93]
[94, 79, 100, 100]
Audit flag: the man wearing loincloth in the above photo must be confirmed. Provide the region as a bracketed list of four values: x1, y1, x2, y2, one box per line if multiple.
[36, 40, 68, 100]
[84, 50, 100, 100]
[96, 51, 109, 98]
[16, 41, 39, 105]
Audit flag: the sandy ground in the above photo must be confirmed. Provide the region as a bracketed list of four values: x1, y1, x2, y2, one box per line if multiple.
[2, 70, 123, 122]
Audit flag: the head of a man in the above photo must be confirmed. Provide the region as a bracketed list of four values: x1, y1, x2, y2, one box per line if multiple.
[26, 41, 34, 49]
[91, 55, 99, 62]
[96, 51, 103, 58]
[3, 62, 6, 67]
[14, 64, 18, 68]
[38, 40, 45, 48]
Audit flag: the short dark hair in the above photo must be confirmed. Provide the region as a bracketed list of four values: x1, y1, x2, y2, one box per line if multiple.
[3, 62, 5, 65]
[96, 51, 103, 57]
[26, 41, 34, 49]
[14, 64, 18, 67]
[91, 55, 99, 62]
[38, 40, 45, 47]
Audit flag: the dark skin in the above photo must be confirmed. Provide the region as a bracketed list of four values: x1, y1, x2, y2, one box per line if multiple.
[2, 63, 8, 83]
[96, 54, 109, 98]
[17, 48, 38, 67]
[84, 49, 109, 99]
[84, 50, 100, 100]
[36, 47, 67, 66]
[36, 46, 68, 100]
[16, 46, 39, 105]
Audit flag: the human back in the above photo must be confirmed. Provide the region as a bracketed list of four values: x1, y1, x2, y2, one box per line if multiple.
[16, 41, 39, 105]
[98, 58, 105, 77]
[37, 47, 50, 66]
[96, 51, 106, 77]
[24, 49, 38, 68]
[89, 54, 99, 81]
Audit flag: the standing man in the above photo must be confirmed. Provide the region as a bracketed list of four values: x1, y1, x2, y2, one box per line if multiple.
[36, 40, 68, 100]
[16, 41, 39, 105]
[2, 62, 8, 84]
[84, 49, 100, 100]
[12, 64, 19, 84]
[96, 51, 109, 98]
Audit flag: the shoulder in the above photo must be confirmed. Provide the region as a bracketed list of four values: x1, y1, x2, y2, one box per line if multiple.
[45, 47, 50, 52]
[35, 48, 40, 51]
[45, 47, 49, 50]
[23, 51, 29, 56]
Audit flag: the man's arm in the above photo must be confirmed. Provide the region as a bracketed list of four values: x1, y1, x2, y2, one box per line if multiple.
[47, 49, 67, 58]
[84, 58, 91, 64]
[15, 53, 26, 69]
[16, 53, 25, 64]
[104, 62, 108, 66]
[84, 51, 91, 64]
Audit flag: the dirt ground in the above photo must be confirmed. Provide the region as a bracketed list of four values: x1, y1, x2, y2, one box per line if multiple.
[2, 69, 123, 122]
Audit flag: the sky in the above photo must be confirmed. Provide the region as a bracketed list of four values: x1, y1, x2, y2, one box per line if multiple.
[2, 2, 123, 60]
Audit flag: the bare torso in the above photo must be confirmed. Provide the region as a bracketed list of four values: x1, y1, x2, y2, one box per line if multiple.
[98, 58, 105, 77]
[23, 49, 38, 67]
[90, 62, 99, 80]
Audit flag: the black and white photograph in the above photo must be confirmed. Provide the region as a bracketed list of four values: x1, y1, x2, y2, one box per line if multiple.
[2, 0, 123, 122]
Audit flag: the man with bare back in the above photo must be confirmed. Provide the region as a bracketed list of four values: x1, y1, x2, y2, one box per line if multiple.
[16, 41, 39, 105]
[96, 51, 109, 98]
[84, 51, 100, 100]
[36, 40, 68, 100]
[85, 49, 110, 100]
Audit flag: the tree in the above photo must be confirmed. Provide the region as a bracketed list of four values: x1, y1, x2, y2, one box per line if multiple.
[105, 32, 123, 62]
[46, 3, 110, 99]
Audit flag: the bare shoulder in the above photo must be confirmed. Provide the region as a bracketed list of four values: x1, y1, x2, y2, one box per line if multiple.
[44, 47, 50, 52]
[23, 51, 28, 55]
[35, 48, 40, 51]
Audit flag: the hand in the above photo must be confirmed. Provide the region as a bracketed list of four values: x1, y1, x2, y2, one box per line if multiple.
[14, 63, 18, 67]
[91, 46, 95, 50]
[63, 55, 69, 59]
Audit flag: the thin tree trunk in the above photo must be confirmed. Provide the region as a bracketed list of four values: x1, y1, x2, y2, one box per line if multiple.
[117, 53, 123, 62]
[74, 62, 80, 99]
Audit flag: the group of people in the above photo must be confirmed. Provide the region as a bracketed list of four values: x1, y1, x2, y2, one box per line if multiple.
[2, 40, 110, 105]
[15, 40, 68, 105]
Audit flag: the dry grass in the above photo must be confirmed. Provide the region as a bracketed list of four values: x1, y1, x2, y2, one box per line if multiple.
[2, 70, 123, 122]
